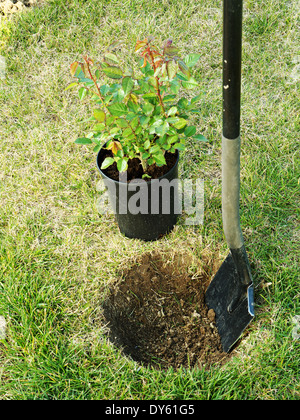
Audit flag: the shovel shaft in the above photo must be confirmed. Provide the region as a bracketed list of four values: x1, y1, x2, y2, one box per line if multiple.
[222, 135, 243, 249]
[223, 0, 243, 139]
[205, 0, 254, 351]
[222, 0, 253, 309]
[222, 0, 244, 250]
[205, 0, 254, 352]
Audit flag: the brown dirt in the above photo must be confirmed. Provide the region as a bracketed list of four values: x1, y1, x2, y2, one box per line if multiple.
[103, 251, 231, 370]
[0, 0, 40, 15]
[101, 149, 178, 182]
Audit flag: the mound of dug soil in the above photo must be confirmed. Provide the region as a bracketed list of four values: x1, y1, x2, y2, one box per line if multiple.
[0, 0, 38, 15]
[103, 252, 231, 370]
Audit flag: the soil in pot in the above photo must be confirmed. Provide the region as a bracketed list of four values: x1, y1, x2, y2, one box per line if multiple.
[100, 149, 178, 182]
[103, 251, 232, 370]
[97, 147, 180, 241]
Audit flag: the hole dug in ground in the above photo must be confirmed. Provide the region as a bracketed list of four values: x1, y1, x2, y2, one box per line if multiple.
[103, 251, 232, 370]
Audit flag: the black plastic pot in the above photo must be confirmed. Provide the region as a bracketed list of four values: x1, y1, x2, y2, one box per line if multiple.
[96, 148, 180, 241]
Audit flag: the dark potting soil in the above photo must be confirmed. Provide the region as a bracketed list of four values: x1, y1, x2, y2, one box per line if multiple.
[101, 149, 178, 182]
[103, 252, 231, 370]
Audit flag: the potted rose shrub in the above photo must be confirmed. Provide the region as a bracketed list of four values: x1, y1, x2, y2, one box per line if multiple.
[67, 37, 206, 240]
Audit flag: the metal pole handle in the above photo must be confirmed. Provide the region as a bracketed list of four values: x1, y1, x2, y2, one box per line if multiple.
[222, 0, 244, 250]
[223, 0, 243, 140]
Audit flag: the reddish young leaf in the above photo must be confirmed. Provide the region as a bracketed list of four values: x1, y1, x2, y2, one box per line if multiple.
[135, 39, 148, 52]
[164, 46, 180, 56]
[70, 61, 79, 77]
[106, 140, 123, 155]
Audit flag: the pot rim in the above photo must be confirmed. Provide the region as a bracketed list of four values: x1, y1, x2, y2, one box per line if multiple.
[96, 145, 179, 185]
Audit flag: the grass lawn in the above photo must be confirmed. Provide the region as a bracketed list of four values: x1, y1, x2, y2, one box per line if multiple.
[0, 0, 299, 400]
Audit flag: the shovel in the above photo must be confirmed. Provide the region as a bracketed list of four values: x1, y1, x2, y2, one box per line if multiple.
[205, 0, 254, 352]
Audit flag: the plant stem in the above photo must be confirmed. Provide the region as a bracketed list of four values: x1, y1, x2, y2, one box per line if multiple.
[84, 57, 109, 112]
[155, 84, 167, 117]
[147, 48, 167, 117]
[139, 155, 148, 173]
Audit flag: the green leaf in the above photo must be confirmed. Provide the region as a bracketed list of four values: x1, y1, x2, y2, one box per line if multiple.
[169, 79, 180, 94]
[116, 149, 124, 158]
[126, 133, 135, 141]
[122, 77, 134, 96]
[157, 133, 167, 145]
[139, 115, 150, 126]
[106, 115, 116, 126]
[93, 109, 106, 122]
[166, 117, 180, 124]
[167, 106, 178, 116]
[140, 60, 154, 76]
[177, 98, 189, 109]
[178, 60, 191, 78]
[188, 108, 201, 114]
[103, 52, 119, 65]
[78, 87, 87, 100]
[93, 144, 101, 153]
[167, 126, 177, 136]
[149, 119, 163, 134]
[115, 118, 129, 128]
[148, 76, 159, 89]
[191, 93, 203, 104]
[142, 152, 150, 159]
[144, 139, 150, 149]
[122, 127, 133, 137]
[153, 153, 166, 166]
[168, 135, 179, 144]
[135, 126, 142, 135]
[155, 121, 169, 136]
[126, 112, 137, 121]
[184, 53, 201, 68]
[74, 66, 85, 79]
[93, 123, 106, 131]
[127, 100, 139, 113]
[91, 135, 101, 143]
[114, 88, 125, 102]
[167, 60, 178, 80]
[194, 134, 208, 142]
[117, 158, 128, 172]
[162, 143, 171, 151]
[149, 144, 161, 154]
[184, 125, 196, 137]
[173, 118, 187, 129]
[95, 69, 101, 79]
[142, 102, 155, 116]
[100, 85, 111, 96]
[173, 143, 186, 151]
[130, 115, 139, 130]
[142, 93, 157, 99]
[163, 94, 176, 103]
[75, 137, 93, 145]
[102, 94, 113, 105]
[109, 127, 121, 136]
[182, 77, 199, 89]
[79, 78, 94, 86]
[64, 82, 78, 91]
[101, 157, 115, 170]
[102, 66, 123, 79]
[108, 103, 129, 116]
